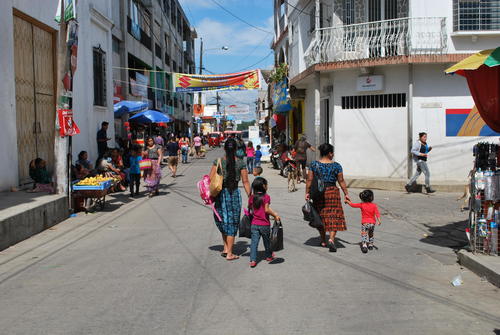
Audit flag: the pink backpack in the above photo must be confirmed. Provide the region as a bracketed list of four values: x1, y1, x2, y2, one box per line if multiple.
[197, 175, 222, 221]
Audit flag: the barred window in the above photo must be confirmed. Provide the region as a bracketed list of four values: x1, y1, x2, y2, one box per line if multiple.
[93, 47, 107, 107]
[454, 0, 500, 31]
[341, 93, 406, 109]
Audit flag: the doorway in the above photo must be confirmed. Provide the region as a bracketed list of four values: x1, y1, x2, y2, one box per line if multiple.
[13, 12, 56, 186]
[321, 98, 331, 144]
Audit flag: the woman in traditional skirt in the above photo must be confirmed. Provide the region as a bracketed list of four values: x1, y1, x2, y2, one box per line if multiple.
[143, 137, 163, 198]
[306, 143, 350, 252]
[209, 138, 251, 261]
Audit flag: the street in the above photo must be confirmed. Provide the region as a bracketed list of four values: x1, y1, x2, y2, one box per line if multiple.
[0, 149, 498, 335]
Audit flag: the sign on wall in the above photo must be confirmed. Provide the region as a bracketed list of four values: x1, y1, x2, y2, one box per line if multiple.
[357, 75, 384, 92]
[446, 106, 500, 136]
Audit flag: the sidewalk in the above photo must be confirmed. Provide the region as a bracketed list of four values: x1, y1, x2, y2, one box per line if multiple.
[458, 250, 500, 288]
[345, 176, 465, 193]
[0, 191, 68, 252]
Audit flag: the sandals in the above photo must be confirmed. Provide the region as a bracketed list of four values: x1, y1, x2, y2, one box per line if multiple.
[221, 253, 227, 258]
[328, 240, 337, 252]
[226, 255, 239, 261]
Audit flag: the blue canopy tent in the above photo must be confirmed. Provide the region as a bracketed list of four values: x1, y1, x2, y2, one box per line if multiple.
[114, 100, 148, 117]
[129, 110, 173, 124]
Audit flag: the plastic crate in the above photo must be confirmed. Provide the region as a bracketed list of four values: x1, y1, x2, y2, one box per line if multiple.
[73, 179, 112, 191]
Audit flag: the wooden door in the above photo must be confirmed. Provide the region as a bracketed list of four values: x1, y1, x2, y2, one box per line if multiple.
[13, 14, 55, 186]
[14, 16, 37, 185]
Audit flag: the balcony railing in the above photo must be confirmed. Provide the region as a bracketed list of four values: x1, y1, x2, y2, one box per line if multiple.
[304, 17, 447, 67]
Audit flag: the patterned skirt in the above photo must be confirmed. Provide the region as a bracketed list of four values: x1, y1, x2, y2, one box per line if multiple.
[144, 159, 162, 192]
[213, 188, 242, 236]
[313, 186, 346, 232]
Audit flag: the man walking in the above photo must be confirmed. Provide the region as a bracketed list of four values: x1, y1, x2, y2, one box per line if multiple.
[166, 136, 180, 178]
[97, 121, 111, 159]
[405, 132, 435, 193]
[294, 135, 315, 183]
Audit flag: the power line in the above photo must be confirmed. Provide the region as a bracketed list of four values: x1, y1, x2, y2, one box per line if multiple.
[210, 0, 272, 34]
[237, 51, 274, 72]
[231, 34, 272, 71]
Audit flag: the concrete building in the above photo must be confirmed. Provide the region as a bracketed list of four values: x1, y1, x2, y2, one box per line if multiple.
[111, 0, 197, 137]
[273, 0, 500, 182]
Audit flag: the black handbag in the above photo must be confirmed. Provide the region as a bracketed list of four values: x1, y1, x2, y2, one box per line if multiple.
[239, 210, 252, 238]
[270, 219, 284, 251]
[310, 173, 325, 200]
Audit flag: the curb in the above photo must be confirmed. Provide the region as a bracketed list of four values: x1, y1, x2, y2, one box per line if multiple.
[457, 249, 500, 288]
[346, 178, 465, 193]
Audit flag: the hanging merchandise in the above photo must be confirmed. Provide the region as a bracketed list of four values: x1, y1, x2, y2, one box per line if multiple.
[173, 70, 261, 93]
[469, 142, 500, 255]
[57, 109, 80, 137]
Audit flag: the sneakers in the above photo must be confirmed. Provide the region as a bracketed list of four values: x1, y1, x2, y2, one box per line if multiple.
[249, 261, 257, 268]
[265, 253, 276, 262]
[426, 186, 436, 194]
[404, 184, 411, 192]
[361, 244, 368, 254]
[368, 244, 374, 251]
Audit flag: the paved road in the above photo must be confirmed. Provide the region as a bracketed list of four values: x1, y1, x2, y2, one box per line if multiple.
[0, 149, 499, 334]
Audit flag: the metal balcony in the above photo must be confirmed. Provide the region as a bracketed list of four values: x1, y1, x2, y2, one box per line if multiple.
[304, 17, 447, 67]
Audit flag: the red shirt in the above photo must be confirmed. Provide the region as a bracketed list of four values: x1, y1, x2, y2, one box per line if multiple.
[248, 194, 271, 226]
[348, 202, 380, 224]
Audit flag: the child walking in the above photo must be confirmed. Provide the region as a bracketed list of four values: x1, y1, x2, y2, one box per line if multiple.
[346, 190, 381, 253]
[248, 177, 281, 268]
[129, 146, 142, 197]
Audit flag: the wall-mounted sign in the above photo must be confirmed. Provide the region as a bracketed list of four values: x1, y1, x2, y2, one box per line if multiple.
[357, 75, 384, 92]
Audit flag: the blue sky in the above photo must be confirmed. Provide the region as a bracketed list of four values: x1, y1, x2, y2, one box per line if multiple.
[179, 0, 274, 119]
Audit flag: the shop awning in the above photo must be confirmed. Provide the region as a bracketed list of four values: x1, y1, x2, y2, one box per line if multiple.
[445, 48, 500, 132]
[129, 110, 173, 124]
[114, 100, 148, 117]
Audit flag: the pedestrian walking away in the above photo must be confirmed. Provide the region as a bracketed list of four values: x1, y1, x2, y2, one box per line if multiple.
[306, 143, 350, 252]
[345, 190, 382, 253]
[294, 135, 316, 183]
[255, 145, 262, 168]
[166, 136, 180, 178]
[248, 177, 281, 268]
[193, 134, 203, 158]
[178, 135, 190, 164]
[246, 141, 256, 174]
[129, 145, 142, 197]
[143, 137, 163, 197]
[209, 138, 251, 261]
[405, 132, 435, 193]
[96, 121, 111, 160]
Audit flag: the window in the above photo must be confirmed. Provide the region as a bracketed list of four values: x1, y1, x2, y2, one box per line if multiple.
[454, 0, 500, 31]
[341, 93, 406, 109]
[310, 7, 315, 32]
[163, 0, 170, 17]
[343, 0, 355, 25]
[93, 47, 107, 107]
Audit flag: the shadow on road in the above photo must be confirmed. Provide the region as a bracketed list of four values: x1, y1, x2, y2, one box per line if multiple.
[419, 219, 469, 250]
[304, 236, 347, 249]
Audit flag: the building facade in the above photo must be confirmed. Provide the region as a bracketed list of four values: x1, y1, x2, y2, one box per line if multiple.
[111, 0, 197, 138]
[274, 0, 500, 181]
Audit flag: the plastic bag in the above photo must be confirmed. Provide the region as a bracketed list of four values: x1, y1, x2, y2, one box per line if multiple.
[270, 219, 284, 252]
[302, 201, 313, 221]
[239, 209, 252, 239]
[303, 201, 324, 229]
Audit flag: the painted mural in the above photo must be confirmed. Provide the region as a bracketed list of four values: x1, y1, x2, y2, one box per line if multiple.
[446, 106, 500, 137]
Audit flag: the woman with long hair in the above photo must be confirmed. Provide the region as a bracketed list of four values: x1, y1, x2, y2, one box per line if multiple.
[305, 143, 350, 252]
[143, 137, 163, 197]
[209, 138, 251, 260]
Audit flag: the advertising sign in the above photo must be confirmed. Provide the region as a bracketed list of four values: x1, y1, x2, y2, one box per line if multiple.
[357, 75, 384, 92]
[57, 109, 80, 137]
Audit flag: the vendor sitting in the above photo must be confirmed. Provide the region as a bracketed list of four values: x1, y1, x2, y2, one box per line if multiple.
[28, 158, 54, 193]
[98, 151, 126, 192]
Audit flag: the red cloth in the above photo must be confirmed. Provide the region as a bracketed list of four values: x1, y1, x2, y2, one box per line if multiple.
[463, 66, 500, 132]
[348, 202, 380, 224]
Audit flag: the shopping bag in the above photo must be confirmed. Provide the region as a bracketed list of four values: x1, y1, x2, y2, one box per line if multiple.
[239, 208, 252, 238]
[209, 158, 223, 197]
[302, 201, 313, 222]
[270, 219, 284, 252]
[308, 203, 324, 229]
[139, 159, 152, 171]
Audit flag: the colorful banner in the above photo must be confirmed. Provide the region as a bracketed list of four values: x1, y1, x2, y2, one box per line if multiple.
[193, 104, 204, 117]
[57, 109, 80, 137]
[55, 0, 77, 23]
[131, 72, 149, 97]
[273, 79, 292, 113]
[173, 70, 260, 93]
[446, 106, 500, 136]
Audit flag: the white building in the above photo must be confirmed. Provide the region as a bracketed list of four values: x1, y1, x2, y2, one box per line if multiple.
[274, 0, 500, 182]
[0, 0, 114, 192]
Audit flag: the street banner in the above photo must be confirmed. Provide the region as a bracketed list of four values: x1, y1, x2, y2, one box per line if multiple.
[173, 70, 261, 93]
[224, 104, 250, 114]
[273, 79, 292, 113]
[57, 109, 80, 137]
[131, 72, 149, 97]
[55, 0, 77, 23]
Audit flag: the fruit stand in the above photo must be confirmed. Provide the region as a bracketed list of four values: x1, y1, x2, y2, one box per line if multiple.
[73, 176, 114, 212]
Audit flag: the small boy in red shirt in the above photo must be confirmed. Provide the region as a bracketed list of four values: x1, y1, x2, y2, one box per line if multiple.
[346, 190, 381, 253]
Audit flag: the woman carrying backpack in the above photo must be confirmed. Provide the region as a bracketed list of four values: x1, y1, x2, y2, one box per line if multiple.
[305, 143, 350, 252]
[209, 138, 251, 261]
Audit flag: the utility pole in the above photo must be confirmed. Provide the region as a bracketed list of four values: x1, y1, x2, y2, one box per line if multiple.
[216, 92, 222, 131]
[149, 5, 157, 109]
[197, 38, 203, 135]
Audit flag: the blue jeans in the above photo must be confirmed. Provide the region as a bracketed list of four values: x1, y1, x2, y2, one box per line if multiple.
[181, 147, 188, 163]
[247, 157, 255, 173]
[408, 160, 430, 187]
[250, 225, 272, 262]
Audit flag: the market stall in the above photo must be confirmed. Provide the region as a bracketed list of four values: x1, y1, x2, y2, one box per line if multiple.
[72, 177, 114, 213]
